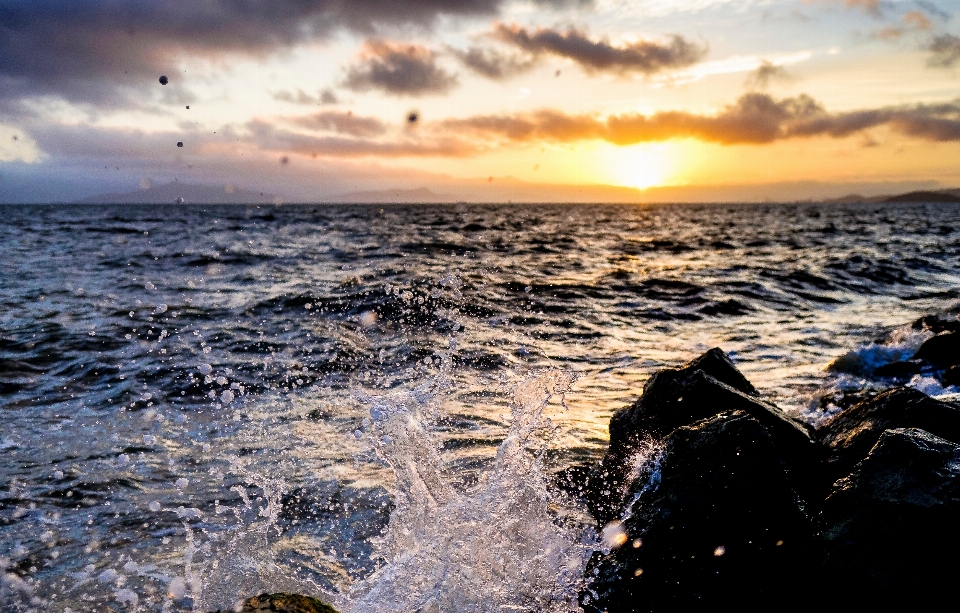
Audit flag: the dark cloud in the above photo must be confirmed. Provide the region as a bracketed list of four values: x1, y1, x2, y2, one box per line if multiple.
[291, 111, 387, 137]
[0, 0, 582, 109]
[746, 61, 796, 89]
[320, 89, 340, 104]
[447, 46, 537, 79]
[491, 23, 706, 75]
[928, 34, 960, 68]
[342, 40, 458, 96]
[273, 88, 341, 105]
[437, 93, 960, 145]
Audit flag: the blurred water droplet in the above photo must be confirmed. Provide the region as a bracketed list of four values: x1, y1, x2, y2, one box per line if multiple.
[198, 364, 213, 375]
[175, 478, 189, 489]
[149, 501, 161, 512]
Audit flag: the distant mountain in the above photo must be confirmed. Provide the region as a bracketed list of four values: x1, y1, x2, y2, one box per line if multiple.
[819, 188, 960, 205]
[76, 182, 279, 204]
[326, 186, 453, 203]
[883, 190, 960, 203]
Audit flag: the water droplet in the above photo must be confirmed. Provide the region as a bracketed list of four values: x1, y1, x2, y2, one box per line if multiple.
[601, 520, 628, 550]
[154, 304, 168, 314]
[359, 310, 378, 327]
[149, 501, 162, 512]
[175, 478, 189, 489]
[198, 364, 213, 375]
[167, 576, 187, 599]
[220, 390, 235, 404]
[144, 282, 156, 290]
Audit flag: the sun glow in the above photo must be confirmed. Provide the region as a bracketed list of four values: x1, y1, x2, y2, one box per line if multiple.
[602, 143, 677, 190]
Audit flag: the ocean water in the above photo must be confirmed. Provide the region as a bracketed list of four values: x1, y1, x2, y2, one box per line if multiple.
[1, 201, 959, 611]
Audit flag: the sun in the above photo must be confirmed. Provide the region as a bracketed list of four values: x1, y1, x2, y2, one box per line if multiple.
[601, 143, 677, 190]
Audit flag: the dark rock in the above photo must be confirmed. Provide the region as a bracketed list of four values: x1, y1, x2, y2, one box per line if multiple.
[584, 412, 816, 613]
[818, 428, 960, 607]
[817, 387, 960, 485]
[587, 349, 814, 524]
[872, 359, 927, 378]
[210, 593, 340, 613]
[944, 364, 960, 388]
[912, 331, 960, 367]
[911, 314, 960, 334]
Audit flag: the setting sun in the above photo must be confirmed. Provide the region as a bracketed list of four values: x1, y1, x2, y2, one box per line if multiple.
[601, 143, 677, 190]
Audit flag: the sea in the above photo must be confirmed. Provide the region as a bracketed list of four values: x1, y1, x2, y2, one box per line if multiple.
[1, 201, 959, 612]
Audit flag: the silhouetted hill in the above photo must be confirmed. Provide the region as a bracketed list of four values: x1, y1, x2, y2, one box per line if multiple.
[883, 190, 960, 203]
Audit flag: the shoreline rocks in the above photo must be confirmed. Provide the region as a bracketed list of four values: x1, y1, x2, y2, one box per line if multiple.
[211, 592, 341, 613]
[583, 314, 960, 612]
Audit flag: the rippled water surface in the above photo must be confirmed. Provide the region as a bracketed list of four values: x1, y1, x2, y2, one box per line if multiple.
[2, 202, 959, 611]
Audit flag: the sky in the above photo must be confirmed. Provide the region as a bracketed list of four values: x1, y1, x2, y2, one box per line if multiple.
[1, 0, 959, 203]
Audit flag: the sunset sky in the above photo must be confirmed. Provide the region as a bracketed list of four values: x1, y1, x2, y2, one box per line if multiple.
[1, 0, 959, 202]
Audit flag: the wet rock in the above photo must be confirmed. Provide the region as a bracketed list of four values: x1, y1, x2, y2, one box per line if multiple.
[584, 411, 816, 613]
[587, 349, 814, 524]
[817, 387, 960, 485]
[210, 593, 340, 613]
[872, 358, 927, 379]
[818, 428, 960, 607]
[943, 364, 960, 388]
[912, 331, 960, 367]
[911, 313, 960, 334]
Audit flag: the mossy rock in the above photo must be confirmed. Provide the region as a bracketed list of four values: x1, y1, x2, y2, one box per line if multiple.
[212, 592, 341, 613]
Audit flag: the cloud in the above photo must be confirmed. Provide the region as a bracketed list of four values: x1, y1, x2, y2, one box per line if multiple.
[844, 0, 882, 15]
[745, 60, 796, 89]
[447, 46, 538, 80]
[0, 0, 583, 109]
[928, 34, 960, 68]
[273, 88, 341, 105]
[436, 93, 960, 145]
[491, 23, 706, 75]
[903, 10, 932, 30]
[290, 111, 387, 137]
[342, 40, 458, 96]
[248, 120, 474, 157]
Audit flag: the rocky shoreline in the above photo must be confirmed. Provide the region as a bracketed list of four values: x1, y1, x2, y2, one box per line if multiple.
[221, 313, 960, 613]
[582, 312, 960, 612]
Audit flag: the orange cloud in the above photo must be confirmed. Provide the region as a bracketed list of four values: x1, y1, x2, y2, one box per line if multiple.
[437, 94, 960, 146]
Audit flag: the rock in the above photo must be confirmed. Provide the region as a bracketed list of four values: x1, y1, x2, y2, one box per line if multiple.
[817, 387, 960, 485]
[584, 412, 816, 612]
[872, 359, 927, 379]
[211, 593, 341, 613]
[943, 364, 960, 388]
[586, 349, 815, 524]
[911, 314, 960, 334]
[912, 331, 960, 367]
[818, 428, 960, 606]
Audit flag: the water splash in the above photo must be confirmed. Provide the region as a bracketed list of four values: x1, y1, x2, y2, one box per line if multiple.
[344, 368, 591, 613]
